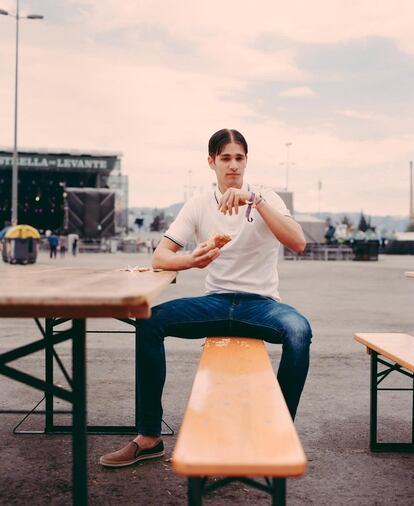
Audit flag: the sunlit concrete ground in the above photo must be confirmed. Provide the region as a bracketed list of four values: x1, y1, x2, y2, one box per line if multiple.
[1, 251, 413, 505]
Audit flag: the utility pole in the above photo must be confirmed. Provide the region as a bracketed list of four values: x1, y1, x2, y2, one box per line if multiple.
[0, 2, 44, 226]
[285, 142, 292, 190]
[409, 161, 414, 231]
[279, 142, 295, 191]
[184, 169, 196, 202]
[11, 0, 20, 225]
[318, 179, 322, 216]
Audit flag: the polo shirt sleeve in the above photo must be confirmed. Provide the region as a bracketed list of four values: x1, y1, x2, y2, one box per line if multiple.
[163, 199, 197, 248]
[263, 189, 292, 217]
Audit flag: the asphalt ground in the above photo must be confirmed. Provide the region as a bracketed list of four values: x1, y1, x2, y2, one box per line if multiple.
[0, 251, 413, 505]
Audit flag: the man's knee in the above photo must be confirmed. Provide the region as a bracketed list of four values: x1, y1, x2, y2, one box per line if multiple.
[144, 299, 176, 321]
[136, 304, 169, 342]
[137, 298, 187, 336]
[280, 312, 312, 350]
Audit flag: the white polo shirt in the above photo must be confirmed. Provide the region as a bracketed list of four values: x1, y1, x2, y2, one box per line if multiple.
[164, 182, 291, 301]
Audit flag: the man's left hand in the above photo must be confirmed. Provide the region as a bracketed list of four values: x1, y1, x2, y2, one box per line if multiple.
[217, 188, 251, 216]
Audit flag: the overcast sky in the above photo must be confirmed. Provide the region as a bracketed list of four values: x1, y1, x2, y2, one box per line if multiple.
[1, 0, 414, 215]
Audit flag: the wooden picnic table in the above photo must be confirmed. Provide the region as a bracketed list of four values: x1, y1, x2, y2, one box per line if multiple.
[354, 333, 414, 452]
[0, 267, 176, 505]
[353, 269, 414, 453]
[0, 266, 176, 318]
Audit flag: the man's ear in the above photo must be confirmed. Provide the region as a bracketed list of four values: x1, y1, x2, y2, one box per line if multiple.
[208, 155, 215, 170]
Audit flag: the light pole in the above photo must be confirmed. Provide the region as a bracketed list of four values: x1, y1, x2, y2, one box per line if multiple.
[0, 1, 44, 226]
[184, 169, 196, 202]
[279, 142, 295, 191]
[317, 179, 322, 216]
[409, 161, 414, 230]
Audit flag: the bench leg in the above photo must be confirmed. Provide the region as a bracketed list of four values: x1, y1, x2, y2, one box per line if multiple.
[188, 478, 203, 506]
[187, 476, 286, 505]
[412, 373, 414, 446]
[370, 351, 414, 452]
[370, 351, 378, 451]
[272, 478, 286, 506]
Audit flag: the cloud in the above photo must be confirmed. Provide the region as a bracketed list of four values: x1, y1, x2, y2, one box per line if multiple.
[0, 0, 15, 13]
[63, 1, 414, 48]
[231, 35, 414, 142]
[1, 0, 414, 216]
[278, 86, 317, 97]
[336, 110, 388, 121]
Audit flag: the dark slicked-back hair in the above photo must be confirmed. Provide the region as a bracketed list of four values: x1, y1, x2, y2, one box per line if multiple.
[208, 129, 248, 159]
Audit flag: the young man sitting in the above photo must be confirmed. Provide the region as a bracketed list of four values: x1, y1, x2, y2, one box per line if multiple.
[100, 128, 312, 468]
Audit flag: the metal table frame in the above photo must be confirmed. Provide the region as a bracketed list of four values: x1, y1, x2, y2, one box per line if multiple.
[5, 317, 173, 436]
[370, 351, 414, 452]
[0, 318, 88, 504]
[0, 315, 174, 505]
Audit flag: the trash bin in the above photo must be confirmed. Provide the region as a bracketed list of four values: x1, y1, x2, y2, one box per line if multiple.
[1, 225, 40, 264]
[367, 240, 380, 261]
[352, 240, 379, 261]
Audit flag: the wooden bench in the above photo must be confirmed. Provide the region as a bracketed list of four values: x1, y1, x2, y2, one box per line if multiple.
[354, 333, 414, 452]
[172, 337, 307, 505]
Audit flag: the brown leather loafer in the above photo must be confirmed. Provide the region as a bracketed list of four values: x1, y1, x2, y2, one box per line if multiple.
[99, 440, 164, 468]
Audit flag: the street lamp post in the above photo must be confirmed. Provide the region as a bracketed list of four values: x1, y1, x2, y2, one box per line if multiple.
[410, 160, 413, 215]
[0, 1, 44, 226]
[184, 169, 196, 202]
[279, 142, 295, 191]
[284, 142, 292, 190]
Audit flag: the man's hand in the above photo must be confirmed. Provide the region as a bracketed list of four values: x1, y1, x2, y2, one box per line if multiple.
[218, 187, 251, 216]
[189, 242, 220, 269]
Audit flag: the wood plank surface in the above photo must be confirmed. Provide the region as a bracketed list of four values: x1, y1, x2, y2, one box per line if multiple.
[0, 267, 176, 318]
[172, 337, 307, 477]
[354, 333, 414, 372]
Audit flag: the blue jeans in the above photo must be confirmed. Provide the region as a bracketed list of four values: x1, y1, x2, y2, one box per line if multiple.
[136, 292, 312, 436]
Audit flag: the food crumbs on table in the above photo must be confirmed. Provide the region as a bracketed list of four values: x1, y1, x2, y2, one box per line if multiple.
[119, 266, 164, 272]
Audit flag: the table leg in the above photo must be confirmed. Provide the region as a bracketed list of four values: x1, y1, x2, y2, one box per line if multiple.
[45, 318, 54, 432]
[72, 319, 87, 506]
[370, 351, 378, 450]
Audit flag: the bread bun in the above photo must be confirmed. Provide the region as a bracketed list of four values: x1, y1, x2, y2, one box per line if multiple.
[207, 233, 232, 249]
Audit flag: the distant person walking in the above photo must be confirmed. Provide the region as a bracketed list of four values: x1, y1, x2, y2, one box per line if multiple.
[72, 238, 78, 256]
[59, 235, 68, 258]
[47, 234, 59, 259]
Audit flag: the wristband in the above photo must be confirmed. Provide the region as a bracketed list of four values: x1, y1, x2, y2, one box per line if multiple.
[254, 195, 266, 209]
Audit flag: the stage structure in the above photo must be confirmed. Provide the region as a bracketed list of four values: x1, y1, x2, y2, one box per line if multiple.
[65, 188, 115, 238]
[0, 148, 127, 237]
